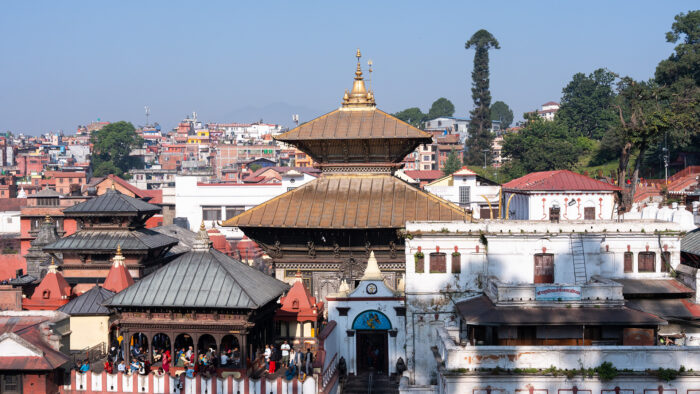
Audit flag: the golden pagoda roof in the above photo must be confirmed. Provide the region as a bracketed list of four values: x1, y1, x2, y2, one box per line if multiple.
[275, 49, 432, 143]
[222, 174, 468, 229]
[275, 108, 433, 142]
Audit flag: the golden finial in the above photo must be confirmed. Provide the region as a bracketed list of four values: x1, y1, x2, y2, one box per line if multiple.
[113, 244, 125, 266]
[116, 244, 122, 256]
[110, 179, 116, 190]
[44, 215, 52, 224]
[342, 48, 376, 109]
[200, 220, 206, 231]
[48, 258, 58, 273]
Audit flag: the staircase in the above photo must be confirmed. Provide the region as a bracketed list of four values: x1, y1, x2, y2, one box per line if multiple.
[570, 234, 588, 284]
[342, 371, 399, 394]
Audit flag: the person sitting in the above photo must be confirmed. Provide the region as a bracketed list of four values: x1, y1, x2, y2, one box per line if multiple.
[153, 349, 162, 363]
[285, 362, 297, 381]
[130, 359, 140, 374]
[104, 361, 113, 374]
[117, 360, 126, 374]
[79, 360, 90, 373]
[186, 363, 195, 379]
[220, 351, 229, 366]
[154, 367, 164, 377]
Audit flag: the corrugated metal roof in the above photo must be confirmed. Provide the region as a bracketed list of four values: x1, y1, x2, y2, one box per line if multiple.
[58, 286, 114, 315]
[627, 299, 700, 320]
[456, 295, 666, 326]
[275, 108, 432, 141]
[106, 249, 289, 309]
[502, 170, 621, 192]
[64, 189, 161, 214]
[615, 279, 694, 298]
[43, 229, 179, 252]
[682, 228, 700, 255]
[222, 174, 468, 229]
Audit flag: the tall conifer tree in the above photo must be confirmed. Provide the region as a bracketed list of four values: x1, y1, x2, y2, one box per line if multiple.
[464, 29, 500, 165]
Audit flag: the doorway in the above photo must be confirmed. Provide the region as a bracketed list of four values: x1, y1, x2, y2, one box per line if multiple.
[534, 253, 554, 283]
[356, 331, 388, 374]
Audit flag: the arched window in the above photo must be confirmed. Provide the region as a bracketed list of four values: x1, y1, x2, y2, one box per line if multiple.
[292, 299, 299, 310]
[42, 290, 50, 299]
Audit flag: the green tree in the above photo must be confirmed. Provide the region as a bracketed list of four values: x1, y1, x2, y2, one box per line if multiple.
[490, 101, 514, 129]
[442, 149, 462, 176]
[427, 97, 456, 119]
[611, 77, 672, 211]
[91, 121, 144, 178]
[653, 10, 700, 165]
[501, 117, 582, 177]
[556, 68, 618, 139]
[393, 107, 426, 128]
[464, 29, 500, 165]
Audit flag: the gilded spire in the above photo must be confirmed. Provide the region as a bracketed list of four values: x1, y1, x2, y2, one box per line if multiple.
[342, 49, 376, 109]
[113, 244, 125, 267]
[48, 258, 58, 273]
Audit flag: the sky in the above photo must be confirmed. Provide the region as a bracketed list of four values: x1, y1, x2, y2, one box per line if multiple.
[0, 1, 696, 135]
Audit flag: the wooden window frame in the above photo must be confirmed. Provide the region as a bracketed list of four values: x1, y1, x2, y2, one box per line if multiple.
[429, 252, 446, 273]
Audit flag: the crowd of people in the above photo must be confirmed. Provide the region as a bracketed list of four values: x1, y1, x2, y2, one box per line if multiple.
[262, 341, 314, 380]
[76, 340, 315, 381]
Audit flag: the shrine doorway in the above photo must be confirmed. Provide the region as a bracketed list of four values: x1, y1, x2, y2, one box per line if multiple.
[356, 331, 388, 374]
[352, 310, 392, 374]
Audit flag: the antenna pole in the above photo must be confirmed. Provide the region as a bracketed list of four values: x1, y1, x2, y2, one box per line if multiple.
[145, 106, 150, 127]
[368, 59, 373, 91]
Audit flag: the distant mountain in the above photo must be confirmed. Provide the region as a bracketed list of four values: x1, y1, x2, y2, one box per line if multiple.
[222, 102, 325, 128]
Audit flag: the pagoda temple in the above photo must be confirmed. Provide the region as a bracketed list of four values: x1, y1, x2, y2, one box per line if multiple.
[223, 50, 469, 300]
[42, 187, 178, 294]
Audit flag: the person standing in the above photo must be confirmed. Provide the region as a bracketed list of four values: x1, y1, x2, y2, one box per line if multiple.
[281, 341, 290, 367]
[264, 345, 271, 372]
[304, 348, 313, 375]
[269, 344, 278, 374]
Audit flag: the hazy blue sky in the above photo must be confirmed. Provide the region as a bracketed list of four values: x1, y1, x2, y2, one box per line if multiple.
[0, 1, 696, 135]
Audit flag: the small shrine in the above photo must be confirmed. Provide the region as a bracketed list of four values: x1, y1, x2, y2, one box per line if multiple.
[326, 252, 406, 376]
[23, 260, 72, 310]
[274, 271, 324, 350]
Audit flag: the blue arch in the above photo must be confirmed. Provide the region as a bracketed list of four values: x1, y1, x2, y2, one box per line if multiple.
[352, 310, 392, 330]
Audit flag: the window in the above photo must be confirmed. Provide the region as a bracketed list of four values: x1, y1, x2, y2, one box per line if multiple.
[549, 206, 560, 222]
[534, 253, 554, 283]
[638, 252, 656, 272]
[225, 206, 245, 220]
[202, 206, 221, 221]
[423, 155, 430, 161]
[624, 252, 633, 273]
[429, 252, 446, 273]
[414, 254, 424, 273]
[661, 251, 671, 272]
[459, 186, 471, 206]
[584, 207, 595, 220]
[1, 374, 21, 393]
[451, 254, 461, 274]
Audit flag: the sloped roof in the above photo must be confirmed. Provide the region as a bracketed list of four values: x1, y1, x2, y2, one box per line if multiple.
[502, 170, 621, 192]
[453, 167, 477, 176]
[403, 170, 444, 181]
[42, 229, 179, 252]
[0, 322, 70, 370]
[682, 228, 700, 256]
[33, 188, 63, 198]
[63, 189, 161, 215]
[58, 286, 114, 316]
[223, 174, 468, 229]
[275, 108, 432, 141]
[0, 255, 26, 282]
[106, 249, 289, 309]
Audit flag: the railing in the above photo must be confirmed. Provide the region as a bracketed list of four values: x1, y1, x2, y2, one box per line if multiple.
[435, 326, 700, 372]
[72, 342, 106, 366]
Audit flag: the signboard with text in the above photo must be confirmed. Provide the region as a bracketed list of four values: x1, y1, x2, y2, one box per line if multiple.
[535, 285, 582, 301]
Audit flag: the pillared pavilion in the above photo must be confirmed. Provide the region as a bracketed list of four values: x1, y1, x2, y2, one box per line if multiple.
[224, 50, 469, 300]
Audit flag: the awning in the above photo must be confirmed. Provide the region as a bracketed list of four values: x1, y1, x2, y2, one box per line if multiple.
[614, 279, 694, 299]
[627, 299, 700, 321]
[456, 296, 667, 326]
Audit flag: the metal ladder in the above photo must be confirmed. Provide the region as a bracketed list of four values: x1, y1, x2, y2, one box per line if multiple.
[570, 233, 588, 284]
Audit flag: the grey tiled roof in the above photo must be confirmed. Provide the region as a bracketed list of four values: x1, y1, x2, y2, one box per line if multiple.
[59, 286, 114, 315]
[682, 228, 700, 256]
[151, 225, 197, 255]
[64, 189, 160, 215]
[34, 188, 63, 198]
[43, 229, 179, 252]
[106, 249, 289, 310]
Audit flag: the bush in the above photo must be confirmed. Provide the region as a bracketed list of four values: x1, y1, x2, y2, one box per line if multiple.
[595, 362, 618, 381]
